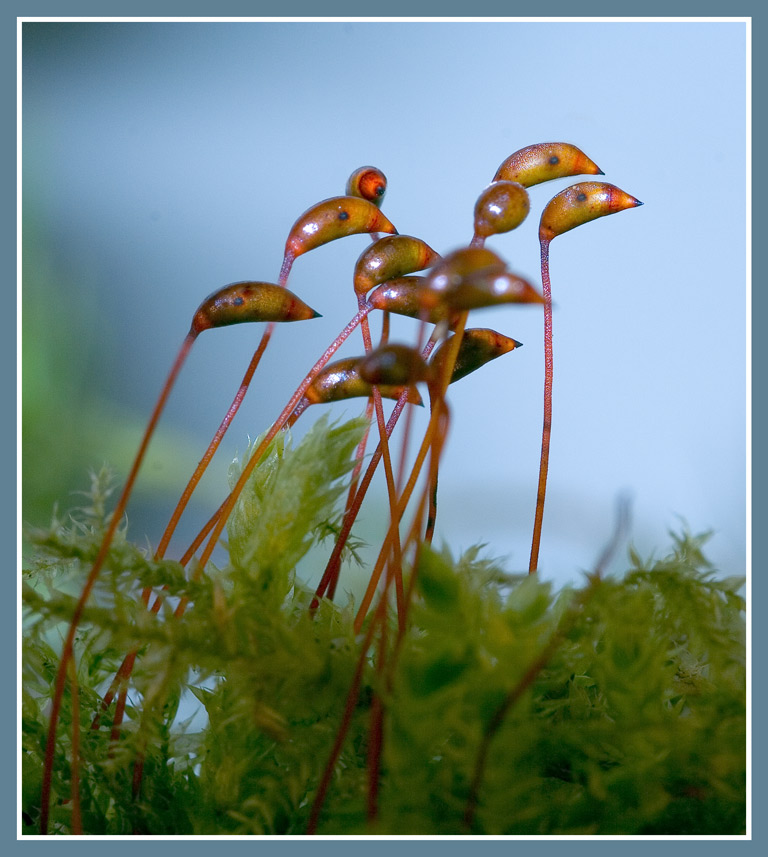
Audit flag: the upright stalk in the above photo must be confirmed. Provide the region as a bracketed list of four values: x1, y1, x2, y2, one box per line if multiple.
[529, 237, 552, 573]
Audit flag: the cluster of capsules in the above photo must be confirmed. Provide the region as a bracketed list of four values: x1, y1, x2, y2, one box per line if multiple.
[39, 143, 641, 834]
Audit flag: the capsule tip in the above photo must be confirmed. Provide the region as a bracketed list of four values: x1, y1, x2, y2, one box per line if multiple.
[311, 310, 323, 318]
[513, 339, 523, 349]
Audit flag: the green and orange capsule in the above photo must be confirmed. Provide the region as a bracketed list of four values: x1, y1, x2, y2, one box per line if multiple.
[302, 356, 424, 408]
[493, 142, 603, 188]
[430, 327, 523, 386]
[539, 181, 643, 242]
[191, 280, 321, 333]
[353, 235, 441, 298]
[280, 196, 398, 286]
[368, 276, 461, 328]
[472, 180, 530, 245]
[422, 247, 544, 312]
[358, 343, 433, 388]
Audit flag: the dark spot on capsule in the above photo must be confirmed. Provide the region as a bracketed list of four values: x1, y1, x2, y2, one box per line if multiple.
[375, 184, 385, 196]
[233, 296, 245, 306]
[577, 192, 587, 202]
[549, 155, 559, 165]
[338, 210, 350, 221]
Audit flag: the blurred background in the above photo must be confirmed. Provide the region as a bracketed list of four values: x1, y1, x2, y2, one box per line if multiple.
[21, 20, 747, 592]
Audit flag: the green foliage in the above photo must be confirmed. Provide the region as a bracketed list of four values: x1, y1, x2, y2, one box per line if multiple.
[21, 418, 746, 835]
[226, 415, 367, 606]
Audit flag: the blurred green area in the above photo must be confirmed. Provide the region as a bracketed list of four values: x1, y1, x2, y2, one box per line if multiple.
[21, 215, 211, 535]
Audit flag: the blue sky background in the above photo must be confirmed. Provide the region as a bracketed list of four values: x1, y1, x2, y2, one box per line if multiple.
[22, 20, 747, 592]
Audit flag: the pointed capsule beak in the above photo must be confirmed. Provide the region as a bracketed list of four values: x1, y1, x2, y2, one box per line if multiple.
[612, 190, 643, 211]
[578, 154, 604, 177]
[407, 387, 424, 406]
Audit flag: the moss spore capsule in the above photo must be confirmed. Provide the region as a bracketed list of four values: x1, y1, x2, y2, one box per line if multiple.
[358, 344, 432, 387]
[190, 281, 321, 333]
[422, 247, 543, 311]
[346, 166, 388, 206]
[367, 277, 460, 327]
[539, 182, 643, 241]
[444, 269, 545, 310]
[353, 235, 441, 296]
[422, 247, 507, 308]
[473, 180, 531, 239]
[430, 327, 522, 385]
[493, 142, 603, 188]
[283, 196, 398, 263]
[304, 356, 422, 406]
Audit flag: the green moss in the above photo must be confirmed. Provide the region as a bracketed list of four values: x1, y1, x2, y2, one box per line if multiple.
[21, 418, 746, 835]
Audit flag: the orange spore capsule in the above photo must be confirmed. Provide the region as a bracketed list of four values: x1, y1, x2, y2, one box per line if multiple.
[346, 166, 387, 207]
[357, 343, 432, 388]
[473, 181, 531, 239]
[421, 247, 507, 310]
[539, 182, 643, 242]
[367, 277, 460, 327]
[353, 235, 441, 297]
[190, 281, 321, 333]
[445, 269, 545, 311]
[283, 196, 398, 263]
[430, 328, 522, 385]
[493, 142, 603, 188]
[303, 357, 423, 406]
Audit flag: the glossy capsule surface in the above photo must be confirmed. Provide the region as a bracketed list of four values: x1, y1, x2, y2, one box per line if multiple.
[473, 181, 530, 239]
[493, 142, 603, 188]
[539, 182, 643, 242]
[284, 196, 397, 261]
[443, 270, 545, 311]
[421, 247, 508, 310]
[357, 343, 432, 388]
[353, 235, 441, 296]
[431, 328, 522, 385]
[367, 277, 460, 328]
[304, 357, 423, 406]
[346, 166, 387, 206]
[190, 281, 321, 333]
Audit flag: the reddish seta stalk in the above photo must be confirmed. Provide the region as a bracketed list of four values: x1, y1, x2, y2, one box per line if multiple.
[529, 237, 552, 573]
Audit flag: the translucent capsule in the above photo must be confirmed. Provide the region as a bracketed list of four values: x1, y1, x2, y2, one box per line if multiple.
[303, 357, 423, 406]
[346, 166, 387, 207]
[190, 281, 321, 333]
[283, 196, 398, 263]
[493, 142, 603, 188]
[353, 235, 441, 297]
[539, 182, 643, 242]
[473, 181, 530, 240]
[430, 328, 522, 385]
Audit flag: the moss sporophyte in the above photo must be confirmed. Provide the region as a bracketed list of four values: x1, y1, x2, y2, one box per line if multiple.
[23, 145, 745, 836]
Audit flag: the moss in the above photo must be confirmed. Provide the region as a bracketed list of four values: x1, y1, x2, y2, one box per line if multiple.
[21, 420, 746, 835]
